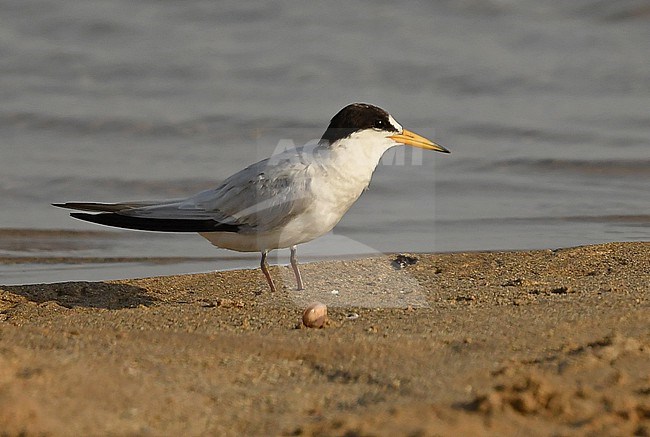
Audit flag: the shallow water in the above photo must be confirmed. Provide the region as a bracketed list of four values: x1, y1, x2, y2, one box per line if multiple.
[1, 0, 649, 284]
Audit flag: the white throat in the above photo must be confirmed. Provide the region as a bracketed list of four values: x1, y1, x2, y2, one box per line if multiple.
[331, 129, 399, 171]
[307, 129, 398, 205]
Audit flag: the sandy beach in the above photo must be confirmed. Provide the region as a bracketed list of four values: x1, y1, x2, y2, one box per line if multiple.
[1, 241, 648, 436]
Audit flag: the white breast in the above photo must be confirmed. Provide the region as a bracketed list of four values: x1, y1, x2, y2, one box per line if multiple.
[200, 129, 398, 252]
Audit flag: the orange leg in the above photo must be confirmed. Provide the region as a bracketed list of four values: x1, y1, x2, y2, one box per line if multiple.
[260, 250, 277, 292]
[290, 245, 304, 290]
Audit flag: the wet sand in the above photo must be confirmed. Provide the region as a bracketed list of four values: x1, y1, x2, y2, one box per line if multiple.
[1, 242, 648, 436]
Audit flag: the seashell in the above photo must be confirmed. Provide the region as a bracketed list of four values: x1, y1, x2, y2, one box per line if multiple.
[302, 302, 328, 328]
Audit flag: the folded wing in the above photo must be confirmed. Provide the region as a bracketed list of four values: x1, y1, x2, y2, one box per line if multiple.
[54, 154, 314, 234]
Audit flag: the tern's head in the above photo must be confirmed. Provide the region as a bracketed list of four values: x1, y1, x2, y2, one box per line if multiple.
[320, 103, 450, 154]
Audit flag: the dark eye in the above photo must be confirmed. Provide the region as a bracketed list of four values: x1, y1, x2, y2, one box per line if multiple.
[373, 119, 385, 129]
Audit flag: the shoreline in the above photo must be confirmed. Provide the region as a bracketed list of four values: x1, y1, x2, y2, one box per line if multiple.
[1, 241, 648, 435]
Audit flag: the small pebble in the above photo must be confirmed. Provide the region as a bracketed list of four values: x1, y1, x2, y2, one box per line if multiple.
[302, 302, 328, 328]
[330, 289, 339, 295]
[346, 313, 359, 320]
[392, 254, 418, 270]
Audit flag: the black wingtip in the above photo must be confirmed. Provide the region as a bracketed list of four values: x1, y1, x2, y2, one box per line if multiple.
[69, 212, 240, 233]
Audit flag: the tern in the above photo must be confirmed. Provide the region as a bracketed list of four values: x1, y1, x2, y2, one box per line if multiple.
[54, 103, 450, 292]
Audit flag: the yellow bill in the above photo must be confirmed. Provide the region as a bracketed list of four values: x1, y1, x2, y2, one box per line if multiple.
[389, 129, 450, 153]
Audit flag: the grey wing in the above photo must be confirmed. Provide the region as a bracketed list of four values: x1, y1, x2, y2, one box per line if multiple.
[118, 156, 314, 232]
[56, 154, 315, 233]
[181, 156, 315, 231]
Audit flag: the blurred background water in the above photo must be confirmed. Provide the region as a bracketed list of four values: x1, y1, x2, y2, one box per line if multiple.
[1, 0, 649, 284]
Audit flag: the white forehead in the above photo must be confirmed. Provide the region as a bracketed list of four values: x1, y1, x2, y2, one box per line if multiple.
[388, 114, 403, 132]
